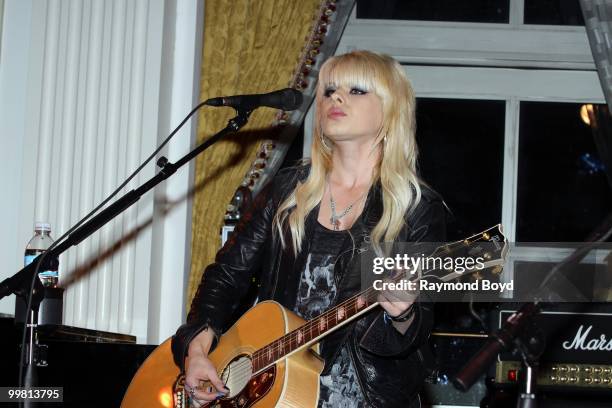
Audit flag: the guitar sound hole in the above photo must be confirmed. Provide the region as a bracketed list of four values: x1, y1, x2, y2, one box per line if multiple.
[220, 354, 253, 398]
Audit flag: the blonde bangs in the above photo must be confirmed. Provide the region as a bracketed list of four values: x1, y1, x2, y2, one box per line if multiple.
[318, 54, 383, 96]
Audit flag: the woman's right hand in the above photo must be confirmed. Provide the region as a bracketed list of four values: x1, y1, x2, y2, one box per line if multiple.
[184, 329, 229, 407]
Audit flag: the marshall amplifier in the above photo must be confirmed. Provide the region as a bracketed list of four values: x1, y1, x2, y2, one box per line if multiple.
[494, 304, 612, 392]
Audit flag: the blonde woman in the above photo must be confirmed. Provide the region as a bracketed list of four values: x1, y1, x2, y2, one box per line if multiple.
[173, 50, 446, 407]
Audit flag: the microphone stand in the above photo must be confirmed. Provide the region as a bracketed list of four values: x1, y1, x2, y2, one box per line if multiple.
[452, 211, 612, 408]
[0, 107, 252, 400]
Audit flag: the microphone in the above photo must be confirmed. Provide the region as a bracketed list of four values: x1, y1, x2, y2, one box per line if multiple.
[204, 88, 303, 111]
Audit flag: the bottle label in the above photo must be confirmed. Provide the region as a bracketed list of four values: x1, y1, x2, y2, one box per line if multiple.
[24, 254, 37, 266]
[24, 253, 58, 279]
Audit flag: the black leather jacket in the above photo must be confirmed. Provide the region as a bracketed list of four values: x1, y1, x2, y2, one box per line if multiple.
[172, 164, 446, 407]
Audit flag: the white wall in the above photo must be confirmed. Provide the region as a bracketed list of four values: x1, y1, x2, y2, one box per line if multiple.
[0, 0, 33, 318]
[0, 0, 4, 59]
[0, 0, 203, 345]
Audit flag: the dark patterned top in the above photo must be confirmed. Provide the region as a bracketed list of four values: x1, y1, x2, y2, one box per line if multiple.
[293, 222, 366, 408]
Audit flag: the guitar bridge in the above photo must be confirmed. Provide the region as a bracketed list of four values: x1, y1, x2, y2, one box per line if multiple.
[173, 374, 187, 408]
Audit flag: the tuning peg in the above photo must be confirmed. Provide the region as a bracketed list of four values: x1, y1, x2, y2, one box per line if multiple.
[491, 265, 503, 275]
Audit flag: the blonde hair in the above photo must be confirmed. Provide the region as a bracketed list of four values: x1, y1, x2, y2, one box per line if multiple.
[273, 50, 421, 255]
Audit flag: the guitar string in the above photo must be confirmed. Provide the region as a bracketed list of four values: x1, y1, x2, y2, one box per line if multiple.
[219, 237, 491, 383]
[219, 227, 502, 384]
[221, 289, 382, 387]
[257, 280, 383, 365]
[227, 227, 501, 371]
[252, 229, 498, 368]
[217, 286, 384, 388]
[253, 272, 435, 370]
[252, 283, 375, 368]
[254, 241, 468, 364]
[252, 295, 372, 371]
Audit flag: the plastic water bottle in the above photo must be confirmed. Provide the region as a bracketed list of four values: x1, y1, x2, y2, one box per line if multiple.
[24, 222, 58, 287]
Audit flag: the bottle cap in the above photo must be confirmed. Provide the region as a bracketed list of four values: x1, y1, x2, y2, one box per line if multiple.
[35, 222, 52, 232]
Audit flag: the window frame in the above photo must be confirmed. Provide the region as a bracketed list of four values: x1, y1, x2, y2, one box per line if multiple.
[343, 0, 592, 70]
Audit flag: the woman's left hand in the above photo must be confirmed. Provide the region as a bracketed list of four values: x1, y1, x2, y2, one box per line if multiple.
[377, 284, 418, 334]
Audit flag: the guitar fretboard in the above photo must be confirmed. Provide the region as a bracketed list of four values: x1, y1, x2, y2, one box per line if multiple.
[251, 285, 379, 373]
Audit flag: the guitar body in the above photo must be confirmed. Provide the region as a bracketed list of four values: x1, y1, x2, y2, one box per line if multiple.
[122, 301, 324, 408]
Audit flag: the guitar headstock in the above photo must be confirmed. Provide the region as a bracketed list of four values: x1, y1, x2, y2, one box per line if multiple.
[427, 224, 509, 283]
[464, 223, 507, 267]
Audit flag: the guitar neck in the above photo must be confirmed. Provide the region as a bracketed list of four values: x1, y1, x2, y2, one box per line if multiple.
[251, 286, 380, 373]
[250, 262, 447, 374]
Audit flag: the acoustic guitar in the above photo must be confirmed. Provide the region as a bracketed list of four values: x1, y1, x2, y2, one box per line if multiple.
[122, 225, 507, 408]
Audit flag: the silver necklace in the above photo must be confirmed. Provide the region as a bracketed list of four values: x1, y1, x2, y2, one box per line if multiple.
[328, 180, 368, 231]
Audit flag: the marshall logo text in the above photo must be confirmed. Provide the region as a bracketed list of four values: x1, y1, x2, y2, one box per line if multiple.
[562, 325, 612, 351]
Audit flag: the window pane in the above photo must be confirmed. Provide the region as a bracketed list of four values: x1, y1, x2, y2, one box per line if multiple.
[416, 98, 505, 241]
[356, 0, 509, 23]
[517, 102, 612, 242]
[513, 260, 604, 301]
[524, 0, 584, 26]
